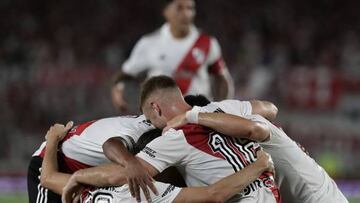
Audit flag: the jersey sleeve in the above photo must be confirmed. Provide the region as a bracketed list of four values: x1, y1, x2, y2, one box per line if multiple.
[245, 114, 292, 147]
[212, 100, 253, 117]
[122, 37, 150, 76]
[132, 115, 155, 141]
[207, 37, 226, 75]
[147, 182, 181, 203]
[136, 129, 188, 173]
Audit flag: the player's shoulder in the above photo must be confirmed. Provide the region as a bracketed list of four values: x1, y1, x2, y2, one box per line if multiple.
[117, 115, 154, 129]
[197, 28, 218, 41]
[140, 28, 162, 43]
[174, 123, 211, 137]
[197, 101, 231, 113]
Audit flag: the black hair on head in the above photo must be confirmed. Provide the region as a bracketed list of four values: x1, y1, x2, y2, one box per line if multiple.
[184, 94, 211, 107]
[160, 0, 174, 9]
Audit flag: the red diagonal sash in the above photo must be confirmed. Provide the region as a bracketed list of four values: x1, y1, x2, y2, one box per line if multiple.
[173, 33, 211, 94]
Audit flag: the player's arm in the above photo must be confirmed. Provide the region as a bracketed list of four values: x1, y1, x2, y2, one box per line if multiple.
[102, 136, 159, 202]
[111, 37, 149, 111]
[207, 37, 234, 100]
[111, 71, 135, 112]
[173, 151, 274, 203]
[62, 157, 160, 203]
[165, 109, 269, 142]
[102, 136, 136, 166]
[40, 122, 73, 194]
[199, 112, 270, 141]
[212, 68, 234, 100]
[250, 100, 278, 121]
[198, 111, 270, 142]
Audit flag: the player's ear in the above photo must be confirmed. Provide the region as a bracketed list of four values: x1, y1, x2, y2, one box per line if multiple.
[151, 102, 162, 117]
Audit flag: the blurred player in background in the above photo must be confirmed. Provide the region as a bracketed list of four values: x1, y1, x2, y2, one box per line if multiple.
[111, 0, 234, 112]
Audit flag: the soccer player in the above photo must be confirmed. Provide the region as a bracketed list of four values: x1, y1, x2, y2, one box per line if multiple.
[28, 97, 277, 203]
[165, 102, 349, 202]
[43, 122, 275, 203]
[27, 115, 156, 203]
[61, 76, 281, 203]
[111, 0, 234, 111]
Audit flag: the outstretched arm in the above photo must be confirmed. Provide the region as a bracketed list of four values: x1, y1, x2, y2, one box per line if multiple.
[250, 100, 278, 121]
[197, 112, 270, 142]
[40, 122, 73, 194]
[62, 156, 160, 203]
[165, 110, 270, 142]
[173, 151, 274, 203]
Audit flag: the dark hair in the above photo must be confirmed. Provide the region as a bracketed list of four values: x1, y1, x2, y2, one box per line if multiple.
[140, 75, 178, 108]
[133, 129, 162, 154]
[160, 0, 174, 9]
[184, 94, 211, 107]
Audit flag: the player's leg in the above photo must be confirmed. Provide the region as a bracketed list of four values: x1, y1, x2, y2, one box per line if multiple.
[27, 156, 61, 203]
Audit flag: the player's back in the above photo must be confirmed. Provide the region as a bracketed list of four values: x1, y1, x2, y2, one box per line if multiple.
[167, 125, 279, 203]
[245, 114, 348, 203]
[34, 115, 154, 172]
[138, 102, 280, 202]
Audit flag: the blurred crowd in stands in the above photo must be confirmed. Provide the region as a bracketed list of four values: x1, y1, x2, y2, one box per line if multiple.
[0, 0, 359, 178]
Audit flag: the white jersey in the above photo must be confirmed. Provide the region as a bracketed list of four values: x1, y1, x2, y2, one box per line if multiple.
[122, 23, 226, 98]
[33, 115, 154, 172]
[137, 100, 279, 203]
[219, 102, 348, 203]
[81, 181, 181, 203]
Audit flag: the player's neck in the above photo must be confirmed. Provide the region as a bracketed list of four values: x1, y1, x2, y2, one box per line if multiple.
[167, 101, 191, 120]
[170, 26, 190, 39]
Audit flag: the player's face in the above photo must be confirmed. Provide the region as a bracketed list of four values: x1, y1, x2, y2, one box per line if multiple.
[164, 0, 195, 31]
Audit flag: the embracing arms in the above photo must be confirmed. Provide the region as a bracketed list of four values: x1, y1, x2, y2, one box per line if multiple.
[40, 122, 73, 194]
[250, 100, 278, 122]
[173, 150, 274, 203]
[165, 110, 270, 142]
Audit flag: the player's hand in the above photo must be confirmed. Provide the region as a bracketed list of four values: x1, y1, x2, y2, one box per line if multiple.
[45, 121, 74, 143]
[163, 113, 187, 133]
[61, 174, 84, 203]
[125, 157, 158, 202]
[255, 150, 274, 174]
[111, 85, 128, 112]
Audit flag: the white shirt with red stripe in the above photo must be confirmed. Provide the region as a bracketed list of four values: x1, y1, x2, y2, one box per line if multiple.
[33, 115, 154, 172]
[202, 101, 347, 203]
[137, 100, 280, 203]
[236, 114, 347, 203]
[122, 23, 226, 99]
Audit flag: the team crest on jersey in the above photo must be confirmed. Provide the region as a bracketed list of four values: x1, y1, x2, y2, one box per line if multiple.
[192, 47, 205, 64]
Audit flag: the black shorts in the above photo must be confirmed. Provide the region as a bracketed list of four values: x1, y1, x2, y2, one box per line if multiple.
[27, 156, 62, 203]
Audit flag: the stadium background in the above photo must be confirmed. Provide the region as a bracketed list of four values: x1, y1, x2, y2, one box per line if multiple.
[0, 0, 359, 202]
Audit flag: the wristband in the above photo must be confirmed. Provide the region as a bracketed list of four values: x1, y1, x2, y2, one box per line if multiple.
[186, 106, 201, 124]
